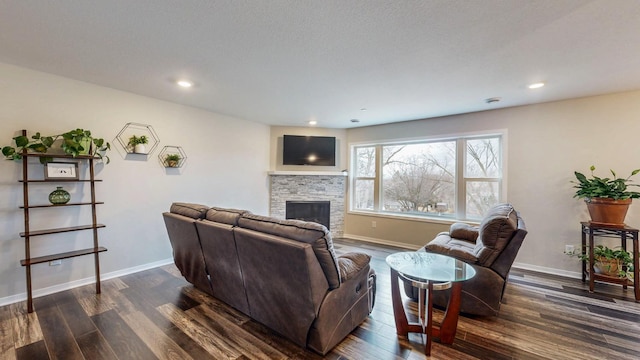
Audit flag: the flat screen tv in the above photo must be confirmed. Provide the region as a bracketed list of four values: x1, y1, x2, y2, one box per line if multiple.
[283, 135, 336, 166]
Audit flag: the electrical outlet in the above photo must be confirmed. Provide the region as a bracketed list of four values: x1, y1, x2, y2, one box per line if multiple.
[49, 260, 62, 266]
[371, 221, 377, 228]
[565, 245, 575, 255]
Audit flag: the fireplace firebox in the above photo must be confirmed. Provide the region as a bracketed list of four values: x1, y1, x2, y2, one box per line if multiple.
[286, 201, 331, 230]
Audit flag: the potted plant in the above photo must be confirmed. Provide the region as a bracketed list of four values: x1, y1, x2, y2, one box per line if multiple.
[128, 135, 148, 154]
[573, 166, 640, 225]
[2, 129, 110, 163]
[567, 245, 633, 278]
[164, 153, 181, 167]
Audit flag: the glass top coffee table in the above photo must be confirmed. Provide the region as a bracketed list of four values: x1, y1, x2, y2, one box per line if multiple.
[386, 252, 476, 356]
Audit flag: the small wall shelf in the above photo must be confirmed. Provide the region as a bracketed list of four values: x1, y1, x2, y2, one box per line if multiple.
[158, 145, 187, 168]
[115, 122, 160, 156]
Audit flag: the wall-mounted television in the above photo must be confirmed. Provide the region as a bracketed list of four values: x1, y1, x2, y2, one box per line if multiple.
[283, 135, 336, 166]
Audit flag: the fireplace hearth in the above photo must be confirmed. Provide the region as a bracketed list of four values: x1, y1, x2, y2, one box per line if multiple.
[286, 201, 331, 229]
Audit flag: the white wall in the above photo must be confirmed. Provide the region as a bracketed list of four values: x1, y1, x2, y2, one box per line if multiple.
[0, 62, 270, 303]
[346, 90, 640, 277]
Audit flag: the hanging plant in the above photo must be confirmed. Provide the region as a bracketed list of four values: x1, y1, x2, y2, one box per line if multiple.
[2, 129, 111, 163]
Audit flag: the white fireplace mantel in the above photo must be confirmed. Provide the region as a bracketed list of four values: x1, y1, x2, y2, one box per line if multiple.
[267, 171, 348, 176]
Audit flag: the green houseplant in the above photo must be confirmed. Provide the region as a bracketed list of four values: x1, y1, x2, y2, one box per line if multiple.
[573, 166, 640, 225]
[164, 153, 181, 167]
[2, 129, 110, 163]
[128, 135, 148, 154]
[567, 245, 633, 278]
[573, 166, 640, 200]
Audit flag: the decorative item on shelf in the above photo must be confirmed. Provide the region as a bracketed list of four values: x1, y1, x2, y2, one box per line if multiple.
[59, 128, 93, 156]
[115, 123, 160, 156]
[164, 154, 181, 167]
[565, 244, 633, 278]
[1, 129, 111, 164]
[48, 186, 71, 205]
[572, 166, 640, 226]
[44, 162, 79, 180]
[128, 135, 149, 154]
[158, 145, 187, 168]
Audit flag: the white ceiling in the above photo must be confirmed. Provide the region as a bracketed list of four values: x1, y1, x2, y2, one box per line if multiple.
[2, 1, 640, 129]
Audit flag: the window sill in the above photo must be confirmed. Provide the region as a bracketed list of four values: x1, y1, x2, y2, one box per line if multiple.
[347, 210, 481, 226]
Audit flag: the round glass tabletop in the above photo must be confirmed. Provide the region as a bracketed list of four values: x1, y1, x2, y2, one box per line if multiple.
[386, 252, 476, 283]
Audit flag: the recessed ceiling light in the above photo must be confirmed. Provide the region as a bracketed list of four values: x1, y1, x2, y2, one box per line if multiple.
[528, 82, 545, 89]
[360, 108, 367, 111]
[177, 80, 193, 88]
[308, 120, 317, 126]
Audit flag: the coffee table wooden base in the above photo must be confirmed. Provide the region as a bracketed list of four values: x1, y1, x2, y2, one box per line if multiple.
[390, 268, 463, 356]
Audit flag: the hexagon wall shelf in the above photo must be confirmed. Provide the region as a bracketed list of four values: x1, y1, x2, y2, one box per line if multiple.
[115, 123, 160, 155]
[158, 145, 187, 168]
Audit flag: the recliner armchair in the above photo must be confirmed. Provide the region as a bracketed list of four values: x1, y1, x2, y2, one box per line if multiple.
[403, 203, 527, 316]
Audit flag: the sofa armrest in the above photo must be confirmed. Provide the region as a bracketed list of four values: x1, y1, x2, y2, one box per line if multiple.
[338, 252, 371, 282]
[308, 261, 375, 354]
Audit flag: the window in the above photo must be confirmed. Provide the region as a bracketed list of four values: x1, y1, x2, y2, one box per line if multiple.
[353, 146, 376, 210]
[351, 134, 503, 220]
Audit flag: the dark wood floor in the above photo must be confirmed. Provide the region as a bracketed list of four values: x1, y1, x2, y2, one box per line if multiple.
[2, 238, 640, 359]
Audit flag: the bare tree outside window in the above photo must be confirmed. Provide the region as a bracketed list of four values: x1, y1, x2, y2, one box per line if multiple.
[351, 134, 503, 221]
[353, 146, 376, 210]
[465, 138, 501, 219]
[382, 142, 455, 216]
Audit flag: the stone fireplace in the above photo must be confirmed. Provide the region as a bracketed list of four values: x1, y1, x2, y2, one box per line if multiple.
[269, 172, 346, 237]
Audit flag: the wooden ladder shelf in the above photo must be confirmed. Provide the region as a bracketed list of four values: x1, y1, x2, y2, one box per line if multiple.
[16, 129, 107, 312]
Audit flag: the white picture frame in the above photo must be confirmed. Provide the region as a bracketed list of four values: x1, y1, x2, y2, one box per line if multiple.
[44, 162, 79, 180]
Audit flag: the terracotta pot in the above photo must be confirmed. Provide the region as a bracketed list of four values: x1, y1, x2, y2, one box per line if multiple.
[593, 258, 620, 277]
[585, 197, 631, 226]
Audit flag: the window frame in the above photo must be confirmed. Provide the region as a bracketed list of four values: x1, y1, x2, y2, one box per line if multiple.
[349, 130, 507, 222]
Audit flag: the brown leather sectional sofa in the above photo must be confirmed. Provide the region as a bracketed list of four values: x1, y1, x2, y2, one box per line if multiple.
[162, 202, 376, 355]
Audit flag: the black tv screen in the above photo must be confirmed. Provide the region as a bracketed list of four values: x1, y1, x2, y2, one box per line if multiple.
[283, 135, 336, 166]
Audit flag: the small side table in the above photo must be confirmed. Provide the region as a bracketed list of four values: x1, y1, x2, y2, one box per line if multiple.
[386, 252, 476, 356]
[580, 222, 639, 301]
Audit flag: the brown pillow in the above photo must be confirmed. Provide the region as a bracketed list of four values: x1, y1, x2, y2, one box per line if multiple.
[449, 222, 479, 242]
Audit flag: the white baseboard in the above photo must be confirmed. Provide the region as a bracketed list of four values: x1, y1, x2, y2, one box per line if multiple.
[344, 234, 583, 280]
[342, 233, 422, 250]
[0, 258, 174, 308]
[512, 262, 582, 279]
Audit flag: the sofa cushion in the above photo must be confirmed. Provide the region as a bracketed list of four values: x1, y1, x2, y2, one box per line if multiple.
[170, 202, 209, 219]
[233, 228, 329, 346]
[205, 206, 249, 225]
[474, 203, 518, 265]
[237, 213, 341, 289]
[424, 232, 479, 263]
[162, 212, 213, 295]
[449, 222, 479, 242]
[196, 219, 250, 314]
